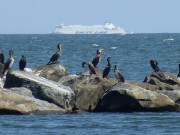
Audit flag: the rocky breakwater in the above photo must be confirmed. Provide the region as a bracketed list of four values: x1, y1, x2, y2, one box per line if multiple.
[4, 70, 75, 111]
[2, 63, 180, 114]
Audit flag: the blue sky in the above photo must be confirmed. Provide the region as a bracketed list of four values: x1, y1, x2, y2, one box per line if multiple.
[0, 0, 179, 33]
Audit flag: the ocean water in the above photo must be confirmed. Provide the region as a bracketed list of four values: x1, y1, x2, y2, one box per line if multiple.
[0, 112, 180, 135]
[0, 34, 180, 134]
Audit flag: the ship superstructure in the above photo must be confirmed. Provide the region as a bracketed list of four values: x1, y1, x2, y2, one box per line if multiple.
[54, 22, 126, 34]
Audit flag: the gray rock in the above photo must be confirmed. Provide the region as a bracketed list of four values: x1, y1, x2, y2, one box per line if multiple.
[157, 90, 180, 103]
[72, 75, 117, 111]
[58, 74, 80, 89]
[4, 71, 75, 111]
[0, 78, 4, 88]
[131, 82, 160, 91]
[34, 64, 68, 82]
[9, 87, 33, 97]
[0, 88, 65, 114]
[97, 82, 176, 112]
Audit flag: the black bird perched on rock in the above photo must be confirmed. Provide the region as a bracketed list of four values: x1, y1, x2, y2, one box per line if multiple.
[47, 43, 62, 65]
[177, 64, 180, 78]
[114, 65, 125, 82]
[103, 57, 111, 78]
[92, 49, 103, 68]
[82, 61, 96, 75]
[0, 49, 4, 64]
[150, 59, 160, 72]
[19, 55, 26, 71]
[3, 49, 14, 76]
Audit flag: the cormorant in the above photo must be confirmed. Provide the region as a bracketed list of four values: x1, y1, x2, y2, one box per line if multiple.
[82, 61, 96, 75]
[47, 43, 62, 65]
[19, 55, 26, 71]
[3, 49, 14, 76]
[114, 65, 125, 82]
[92, 49, 103, 68]
[103, 57, 111, 78]
[150, 59, 160, 72]
[177, 64, 180, 78]
[0, 49, 4, 64]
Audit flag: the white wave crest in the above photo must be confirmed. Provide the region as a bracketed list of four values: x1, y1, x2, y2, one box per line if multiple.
[163, 38, 174, 42]
[110, 46, 117, 50]
[92, 44, 100, 47]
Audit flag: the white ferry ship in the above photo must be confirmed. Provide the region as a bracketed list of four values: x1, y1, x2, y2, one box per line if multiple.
[54, 22, 126, 34]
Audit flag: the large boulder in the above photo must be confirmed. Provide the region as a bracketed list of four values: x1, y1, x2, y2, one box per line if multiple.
[0, 88, 65, 114]
[34, 64, 68, 82]
[4, 71, 75, 111]
[144, 72, 180, 90]
[71, 75, 117, 111]
[97, 82, 176, 112]
[131, 82, 180, 110]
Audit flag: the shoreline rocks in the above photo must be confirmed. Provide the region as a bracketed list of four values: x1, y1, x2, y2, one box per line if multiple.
[1, 64, 180, 114]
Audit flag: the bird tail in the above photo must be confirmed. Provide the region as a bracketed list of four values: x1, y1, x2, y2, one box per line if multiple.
[47, 61, 51, 65]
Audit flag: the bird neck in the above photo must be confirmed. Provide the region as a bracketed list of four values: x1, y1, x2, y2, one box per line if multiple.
[107, 60, 111, 67]
[96, 53, 101, 57]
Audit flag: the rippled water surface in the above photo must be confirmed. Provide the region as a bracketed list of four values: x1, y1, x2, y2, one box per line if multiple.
[0, 34, 180, 134]
[0, 34, 180, 81]
[0, 113, 180, 135]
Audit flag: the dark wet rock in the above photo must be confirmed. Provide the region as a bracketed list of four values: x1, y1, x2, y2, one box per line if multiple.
[34, 64, 68, 82]
[0, 88, 65, 114]
[144, 72, 180, 90]
[4, 70, 75, 111]
[97, 82, 176, 112]
[71, 75, 117, 111]
[0, 63, 4, 76]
